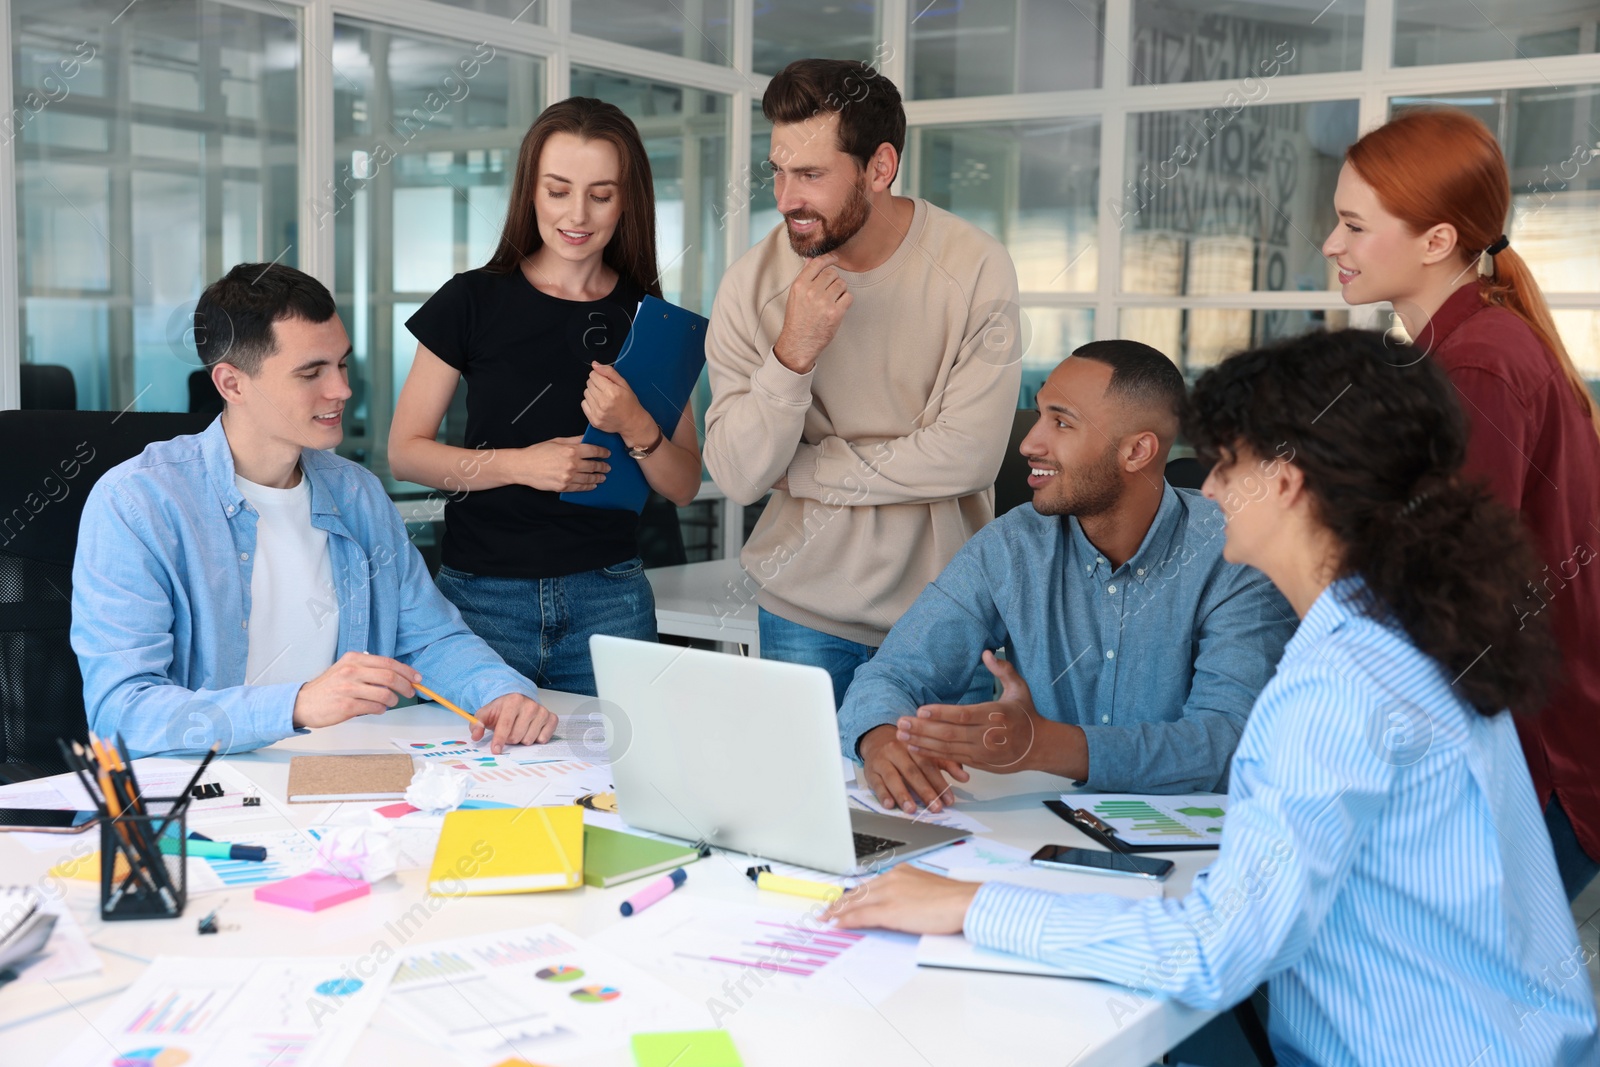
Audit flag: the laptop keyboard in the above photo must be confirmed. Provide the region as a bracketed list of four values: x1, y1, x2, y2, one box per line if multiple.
[853, 830, 907, 858]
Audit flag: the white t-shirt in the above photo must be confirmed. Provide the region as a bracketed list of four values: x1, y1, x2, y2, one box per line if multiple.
[235, 471, 339, 686]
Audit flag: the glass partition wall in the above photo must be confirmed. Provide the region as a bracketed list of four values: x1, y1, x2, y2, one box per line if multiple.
[8, 0, 1600, 432]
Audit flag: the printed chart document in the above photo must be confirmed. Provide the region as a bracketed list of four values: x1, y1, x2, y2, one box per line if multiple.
[394, 710, 613, 766]
[1065, 793, 1227, 847]
[597, 895, 918, 1007]
[381, 923, 707, 1060]
[49, 955, 394, 1067]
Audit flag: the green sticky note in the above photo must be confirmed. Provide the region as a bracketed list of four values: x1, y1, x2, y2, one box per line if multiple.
[631, 1029, 742, 1067]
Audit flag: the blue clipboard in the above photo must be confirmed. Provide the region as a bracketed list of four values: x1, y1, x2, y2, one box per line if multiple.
[560, 294, 708, 514]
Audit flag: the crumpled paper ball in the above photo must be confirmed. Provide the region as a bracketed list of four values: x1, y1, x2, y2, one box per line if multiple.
[404, 761, 470, 815]
[311, 817, 398, 883]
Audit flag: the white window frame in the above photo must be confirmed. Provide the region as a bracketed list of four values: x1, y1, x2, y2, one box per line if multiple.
[3, 0, 1598, 408]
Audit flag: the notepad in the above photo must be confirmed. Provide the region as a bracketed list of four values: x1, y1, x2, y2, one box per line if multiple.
[286, 754, 416, 803]
[631, 1030, 742, 1067]
[428, 806, 583, 895]
[582, 825, 700, 888]
[254, 871, 372, 912]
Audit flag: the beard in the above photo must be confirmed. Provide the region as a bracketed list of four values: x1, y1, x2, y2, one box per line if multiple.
[785, 175, 872, 258]
[1032, 442, 1123, 519]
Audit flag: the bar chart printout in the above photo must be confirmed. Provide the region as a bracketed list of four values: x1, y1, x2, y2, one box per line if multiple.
[51, 956, 393, 1067]
[1067, 793, 1228, 846]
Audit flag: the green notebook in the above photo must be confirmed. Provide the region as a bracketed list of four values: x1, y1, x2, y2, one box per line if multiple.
[582, 825, 700, 888]
[632, 1030, 741, 1067]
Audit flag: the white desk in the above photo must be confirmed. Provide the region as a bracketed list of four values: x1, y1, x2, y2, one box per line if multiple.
[0, 694, 1216, 1066]
[647, 558, 760, 654]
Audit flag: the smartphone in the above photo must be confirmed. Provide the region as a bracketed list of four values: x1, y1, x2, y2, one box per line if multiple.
[0, 809, 100, 833]
[1031, 844, 1175, 882]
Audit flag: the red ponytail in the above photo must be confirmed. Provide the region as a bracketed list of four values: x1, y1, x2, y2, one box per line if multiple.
[1346, 108, 1600, 440]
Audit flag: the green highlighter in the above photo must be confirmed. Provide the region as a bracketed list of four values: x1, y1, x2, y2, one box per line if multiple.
[631, 1030, 742, 1067]
[157, 829, 267, 862]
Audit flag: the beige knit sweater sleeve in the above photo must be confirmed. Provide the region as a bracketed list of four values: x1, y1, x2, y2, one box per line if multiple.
[701, 259, 814, 507]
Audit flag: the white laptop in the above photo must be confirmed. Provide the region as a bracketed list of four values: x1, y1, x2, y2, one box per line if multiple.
[590, 635, 970, 875]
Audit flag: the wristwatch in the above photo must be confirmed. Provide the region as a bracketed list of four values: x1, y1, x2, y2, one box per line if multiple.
[626, 425, 665, 460]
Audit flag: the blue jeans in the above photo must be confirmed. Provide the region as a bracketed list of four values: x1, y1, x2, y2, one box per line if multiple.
[758, 607, 993, 712]
[436, 559, 657, 697]
[1544, 794, 1600, 902]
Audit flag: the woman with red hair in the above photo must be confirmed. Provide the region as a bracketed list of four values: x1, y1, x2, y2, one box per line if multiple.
[1323, 107, 1600, 900]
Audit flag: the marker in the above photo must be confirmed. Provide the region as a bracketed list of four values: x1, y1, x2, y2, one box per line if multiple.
[158, 832, 267, 862]
[745, 865, 843, 903]
[620, 868, 687, 916]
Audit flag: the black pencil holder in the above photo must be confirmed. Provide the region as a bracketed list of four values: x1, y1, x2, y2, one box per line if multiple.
[99, 799, 187, 921]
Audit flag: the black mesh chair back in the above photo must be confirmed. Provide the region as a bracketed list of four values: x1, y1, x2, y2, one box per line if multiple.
[0, 410, 214, 781]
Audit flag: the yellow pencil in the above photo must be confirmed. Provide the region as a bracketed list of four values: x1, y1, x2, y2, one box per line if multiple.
[413, 681, 484, 729]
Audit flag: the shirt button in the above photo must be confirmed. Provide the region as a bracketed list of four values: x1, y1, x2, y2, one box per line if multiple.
[240, 619, 248, 630]
[1101, 714, 1110, 724]
[1096, 556, 1104, 564]
[1136, 567, 1145, 576]
[1107, 584, 1117, 594]
[1105, 649, 1115, 660]
[226, 505, 235, 514]
[239, 552, 249, 561]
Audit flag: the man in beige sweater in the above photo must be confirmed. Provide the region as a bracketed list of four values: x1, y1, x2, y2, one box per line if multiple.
[704, 58, 1023, 724]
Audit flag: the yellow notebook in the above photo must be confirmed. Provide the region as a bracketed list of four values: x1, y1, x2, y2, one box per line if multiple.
[428, 806, 583, 896]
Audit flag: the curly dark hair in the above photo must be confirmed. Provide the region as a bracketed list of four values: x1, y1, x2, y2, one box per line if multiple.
[1183, 328, 1554, 717]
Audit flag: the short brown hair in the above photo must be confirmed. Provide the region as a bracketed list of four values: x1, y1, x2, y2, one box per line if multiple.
[763, 59, 905, 179]
[194, 263, 337, 377]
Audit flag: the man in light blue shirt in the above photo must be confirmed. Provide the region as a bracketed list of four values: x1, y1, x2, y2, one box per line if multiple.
[71, 263, 555, 758]
[841, 341, 1295, 811]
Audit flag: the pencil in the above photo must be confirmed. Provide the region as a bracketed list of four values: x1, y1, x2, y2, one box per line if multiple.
[413, 682, 484, 728]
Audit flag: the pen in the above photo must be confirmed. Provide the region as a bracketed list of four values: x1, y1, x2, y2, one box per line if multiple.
[619, 868, 687, 916]
[413, 682, 484, 729]
[745, 865, 843, 903]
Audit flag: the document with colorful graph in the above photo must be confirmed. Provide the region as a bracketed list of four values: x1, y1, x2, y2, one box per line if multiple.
[48, 955, 394, 1067]
[393, 710, 613, 766]
[381, 923, 707, 1059]
[1063, 793, 1228, 848]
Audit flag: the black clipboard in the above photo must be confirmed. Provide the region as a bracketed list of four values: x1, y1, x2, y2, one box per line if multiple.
[1043, 799, 1220, 853]
[559, 294, 708, 514]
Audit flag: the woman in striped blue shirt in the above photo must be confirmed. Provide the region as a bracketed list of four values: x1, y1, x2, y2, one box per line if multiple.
[827, 329, 1599, 1065]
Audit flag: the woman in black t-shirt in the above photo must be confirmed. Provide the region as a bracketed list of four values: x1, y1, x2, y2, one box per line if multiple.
[389, 98, 701, 697]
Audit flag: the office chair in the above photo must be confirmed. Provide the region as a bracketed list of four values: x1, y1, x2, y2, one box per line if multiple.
[0, 410, 213, 783]
[187, 369, 224, 415]
[638, 491, 688, 569]
[19, 364, 77, 411]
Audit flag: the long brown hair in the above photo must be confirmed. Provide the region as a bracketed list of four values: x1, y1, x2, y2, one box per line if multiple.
[485, 97, 662, 299]
[1345, 107, 1599, 439]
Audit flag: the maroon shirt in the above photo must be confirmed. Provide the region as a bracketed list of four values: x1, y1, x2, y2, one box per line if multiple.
[1422, 284, 1600, 858]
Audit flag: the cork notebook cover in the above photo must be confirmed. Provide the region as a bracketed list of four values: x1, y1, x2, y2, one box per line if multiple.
[286, 754, 416, 802]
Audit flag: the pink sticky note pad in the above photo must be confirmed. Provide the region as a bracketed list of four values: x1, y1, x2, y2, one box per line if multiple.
[375, 802, 419, 819]
[254, 872, 371, 912]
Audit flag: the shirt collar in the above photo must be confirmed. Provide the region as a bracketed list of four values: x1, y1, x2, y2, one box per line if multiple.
[1412, 284, 1482, 356]
[1068, 482, 1185, 580]
[200, 415, 342, 519]
[1282, 574, 1367, 659]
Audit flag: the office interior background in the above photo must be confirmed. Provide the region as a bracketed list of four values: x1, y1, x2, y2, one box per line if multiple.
[4, 0, 1598, 562]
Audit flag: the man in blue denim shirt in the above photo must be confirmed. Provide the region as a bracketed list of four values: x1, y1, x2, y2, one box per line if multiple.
[841, 341, 1295, 812]
[71, 264, 555, 758]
